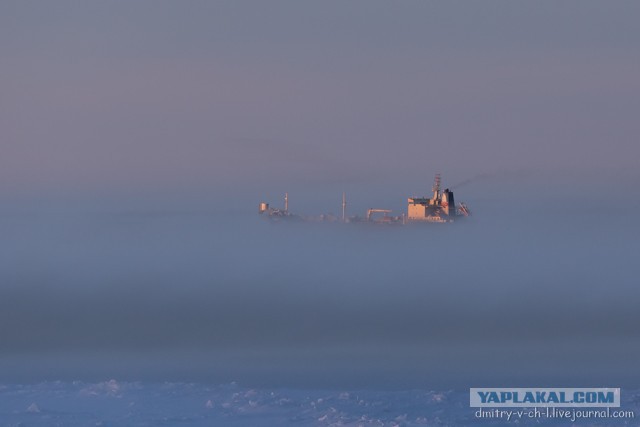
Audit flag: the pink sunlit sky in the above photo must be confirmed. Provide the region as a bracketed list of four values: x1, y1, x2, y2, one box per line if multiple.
[2, 1, 639, 200]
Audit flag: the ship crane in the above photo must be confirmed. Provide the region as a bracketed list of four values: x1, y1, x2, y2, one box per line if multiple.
[457, 202, 471, 217]
[366, 208, 392, 221]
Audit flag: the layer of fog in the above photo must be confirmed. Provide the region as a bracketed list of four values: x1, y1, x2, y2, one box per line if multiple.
[0, 175, 639, 389]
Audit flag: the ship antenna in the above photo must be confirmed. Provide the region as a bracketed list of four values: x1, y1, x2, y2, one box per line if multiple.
[432, 173, 441, 198]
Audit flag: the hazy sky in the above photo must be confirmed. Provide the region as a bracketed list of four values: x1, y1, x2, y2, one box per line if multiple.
[1, 1, 639, 200]
[1, 2, 640, 389]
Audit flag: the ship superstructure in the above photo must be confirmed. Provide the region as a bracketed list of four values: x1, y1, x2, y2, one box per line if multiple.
[407, 174, 463, 223]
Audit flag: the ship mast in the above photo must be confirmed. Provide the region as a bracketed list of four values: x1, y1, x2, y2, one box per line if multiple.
[342, 192, 346, 222]
[432, 173, 441, 200]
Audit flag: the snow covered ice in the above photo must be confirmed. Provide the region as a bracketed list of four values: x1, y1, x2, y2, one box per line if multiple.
[0, 381, 638, 426]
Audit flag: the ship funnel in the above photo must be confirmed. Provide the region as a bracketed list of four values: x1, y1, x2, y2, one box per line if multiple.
[442, 188, 455, 217]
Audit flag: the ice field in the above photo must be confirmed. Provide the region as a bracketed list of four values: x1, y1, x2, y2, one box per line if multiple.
[1, 381, 638, 426]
